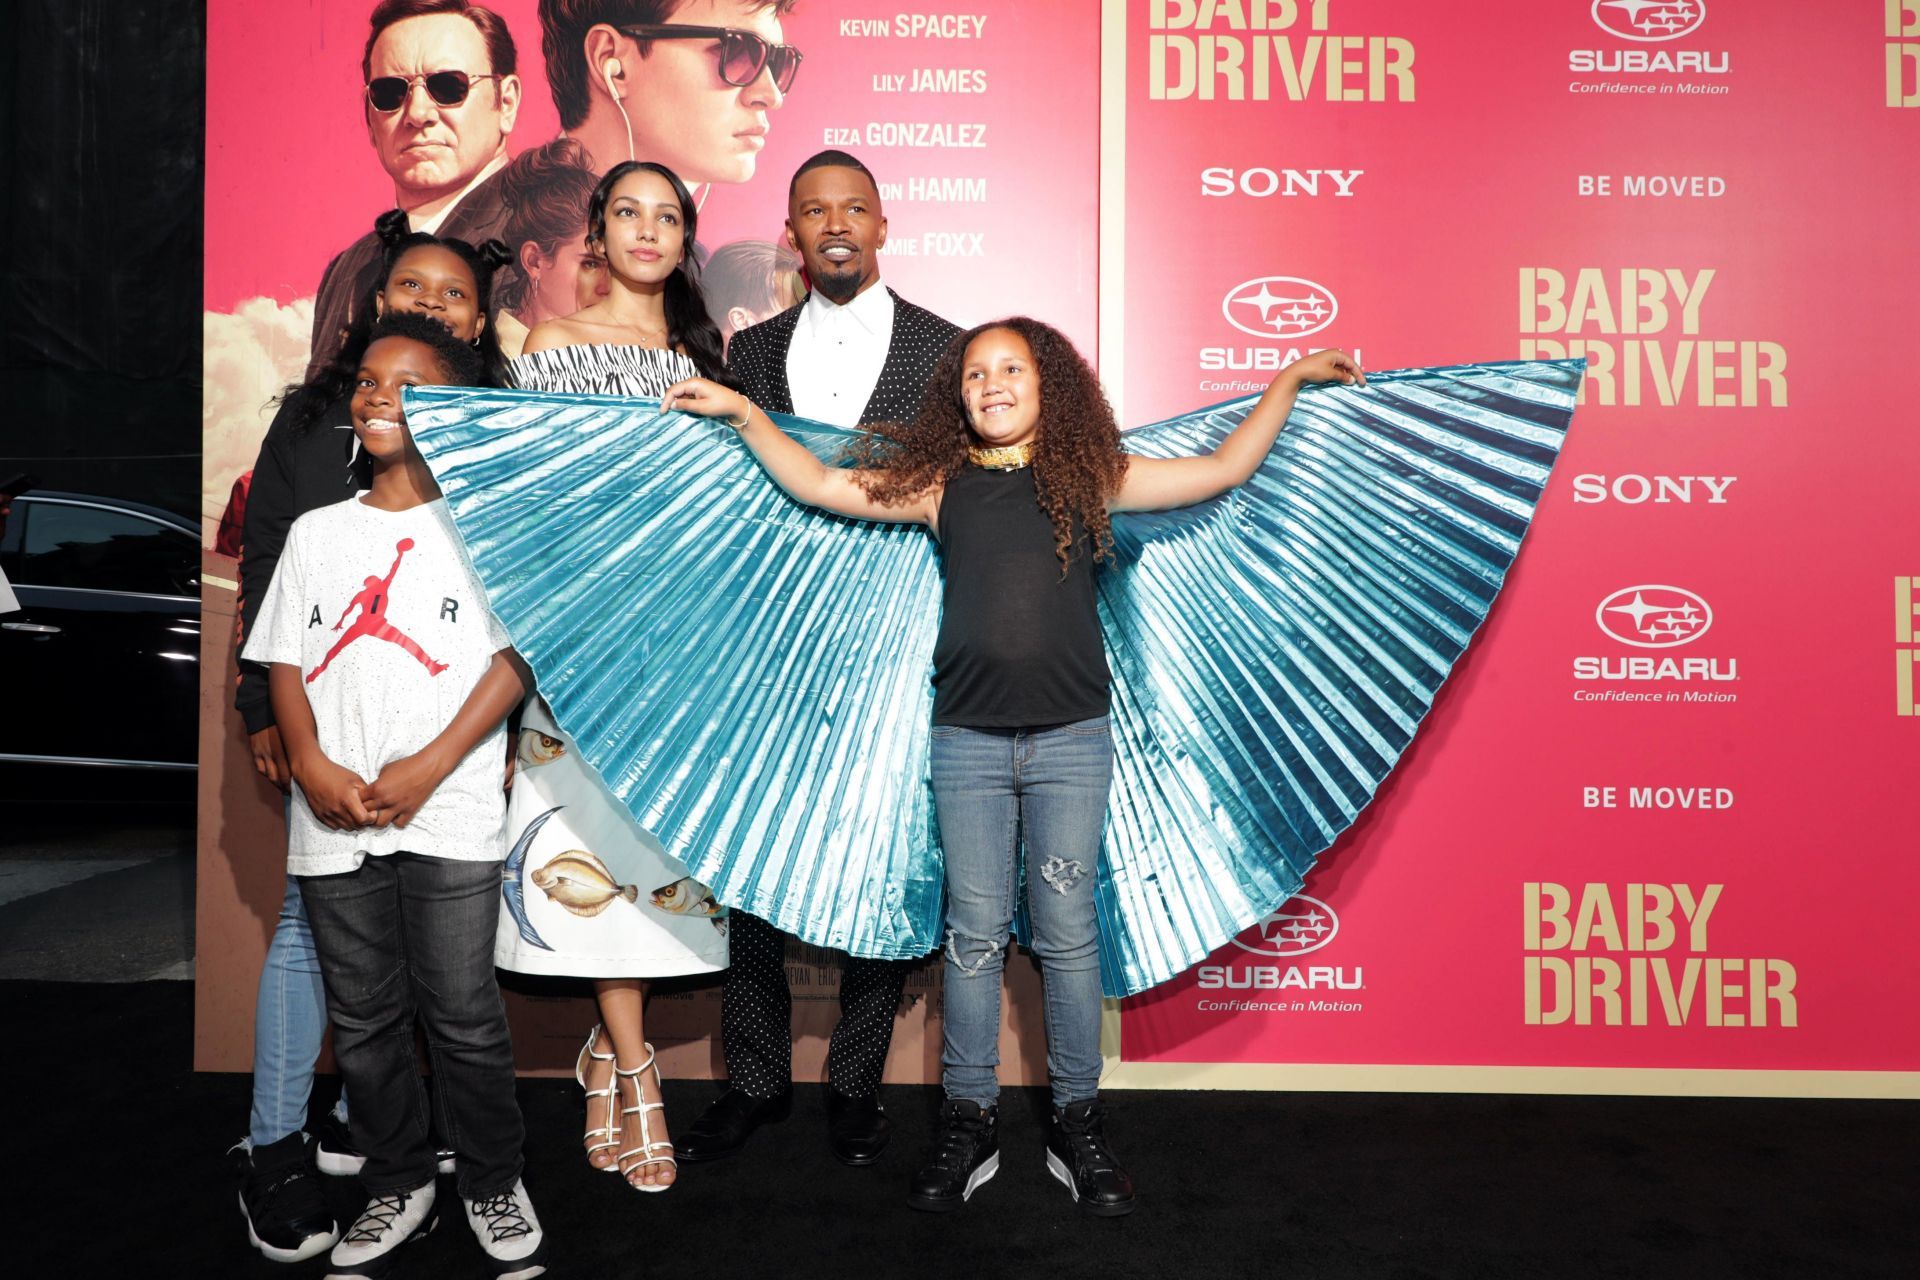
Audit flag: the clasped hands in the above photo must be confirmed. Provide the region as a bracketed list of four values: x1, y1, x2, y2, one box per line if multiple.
[290, 747, 448, 832]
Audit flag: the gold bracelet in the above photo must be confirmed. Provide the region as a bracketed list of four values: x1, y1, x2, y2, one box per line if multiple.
[724, 407, 751, 430]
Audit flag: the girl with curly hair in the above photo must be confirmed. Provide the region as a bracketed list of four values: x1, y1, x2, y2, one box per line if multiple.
[662, 317, 1361, 1218]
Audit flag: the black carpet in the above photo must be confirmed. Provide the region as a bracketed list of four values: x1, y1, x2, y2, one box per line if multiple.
[14, 980, 1913, 1278]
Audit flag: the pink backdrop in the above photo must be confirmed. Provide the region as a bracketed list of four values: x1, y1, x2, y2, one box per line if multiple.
[1112, 0, 1920, 1089]
[201, 0, 1920, 1093]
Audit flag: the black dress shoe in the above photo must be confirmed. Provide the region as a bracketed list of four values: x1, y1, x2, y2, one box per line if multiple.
[1045, 1098, 1137, 1217]
[674, 1086, 792, 1162]
[906, 1100, 999, 1212]
[825, 1090, 892, 1166]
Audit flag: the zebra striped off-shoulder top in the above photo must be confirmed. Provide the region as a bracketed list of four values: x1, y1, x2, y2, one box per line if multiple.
[506, 343, 699, 398]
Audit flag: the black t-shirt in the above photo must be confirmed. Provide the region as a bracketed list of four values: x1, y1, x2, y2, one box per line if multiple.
[930, 465, 1110, 728]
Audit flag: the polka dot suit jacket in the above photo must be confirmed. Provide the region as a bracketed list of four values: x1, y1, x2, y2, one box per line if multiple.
[727, 288, 963, 425]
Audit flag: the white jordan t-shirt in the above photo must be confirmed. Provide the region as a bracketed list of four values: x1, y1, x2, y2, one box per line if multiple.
[243, 495, 514, 875]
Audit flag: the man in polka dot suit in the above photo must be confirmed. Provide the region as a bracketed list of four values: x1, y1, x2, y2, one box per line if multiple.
[676, 150, 961, 1168]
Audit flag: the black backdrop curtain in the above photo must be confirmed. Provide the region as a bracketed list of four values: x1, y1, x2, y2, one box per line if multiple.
[0, 0, 204, 519]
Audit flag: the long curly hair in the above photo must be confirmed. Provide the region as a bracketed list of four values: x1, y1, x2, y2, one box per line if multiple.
[853, 317, 1127, 571]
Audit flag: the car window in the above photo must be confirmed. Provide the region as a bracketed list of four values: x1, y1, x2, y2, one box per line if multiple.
[16, 501, 198, 596]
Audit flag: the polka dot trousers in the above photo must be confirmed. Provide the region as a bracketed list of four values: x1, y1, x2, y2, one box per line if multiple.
[720, 911, 914, 1100]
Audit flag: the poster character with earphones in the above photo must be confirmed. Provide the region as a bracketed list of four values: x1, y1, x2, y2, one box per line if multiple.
[307, 0, 524, 377]
[535, 1, 798, 184]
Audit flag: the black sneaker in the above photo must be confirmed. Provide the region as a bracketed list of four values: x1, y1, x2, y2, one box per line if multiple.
[906, 1099, 999, 1212]
[314, 1110, 365, 1177]
[1045, 1098, 1137, 1217]
[232, 1132, 339, 1263]
[326, 1182, 437, 1280]
[317, 1110, 454, 1177]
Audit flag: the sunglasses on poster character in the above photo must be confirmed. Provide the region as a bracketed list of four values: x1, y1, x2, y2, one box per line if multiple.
[364, 70, 502, 113]
[618, 25, 803, 94]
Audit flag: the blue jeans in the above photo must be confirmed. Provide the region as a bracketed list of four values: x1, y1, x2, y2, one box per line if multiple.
[931, 715, 1112, 1110]
[249, 871, 345, 1146]
[299, 854, 524, 1198]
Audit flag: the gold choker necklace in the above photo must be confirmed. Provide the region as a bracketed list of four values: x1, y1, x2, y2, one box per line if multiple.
[968, 441, 1035, 470]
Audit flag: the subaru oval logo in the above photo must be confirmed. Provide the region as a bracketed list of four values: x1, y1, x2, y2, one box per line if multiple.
[1222, 276, 1338, 341]
[1591, 0, 1706, 43]
[1595, 585, 1714, 649]
[1231, 894, 1339, 958]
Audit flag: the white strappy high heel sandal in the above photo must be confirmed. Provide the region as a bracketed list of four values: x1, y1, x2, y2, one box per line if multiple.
[615, 1044, 677, 1193]
[575, 1024, 621, 1173]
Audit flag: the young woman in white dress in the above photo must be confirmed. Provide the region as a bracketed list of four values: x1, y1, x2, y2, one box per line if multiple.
[500, 161, 735, 1191]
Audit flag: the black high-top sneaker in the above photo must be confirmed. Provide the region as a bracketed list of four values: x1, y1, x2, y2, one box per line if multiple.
[317, 1109, 455, 1177]
[232, 1132, 339, 1263]
[906, 1099, 1000, 1212]
[314, 1110, 365, 1177]
[1045, 1099, 1137, 1217]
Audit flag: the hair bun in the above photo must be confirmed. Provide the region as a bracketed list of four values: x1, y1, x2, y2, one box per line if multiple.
[477, 238, 514, 271]
[374, 208, 411, 247]
[499, 136, 592, 209]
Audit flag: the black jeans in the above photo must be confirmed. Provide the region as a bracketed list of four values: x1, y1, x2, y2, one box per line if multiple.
[298, 854, 524, 1198]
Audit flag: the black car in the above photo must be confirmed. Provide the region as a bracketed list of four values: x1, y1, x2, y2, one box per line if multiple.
[0, 490, 200, 784]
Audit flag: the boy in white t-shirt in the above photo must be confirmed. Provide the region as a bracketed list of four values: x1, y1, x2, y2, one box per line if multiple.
[243, 312, 546, 1280]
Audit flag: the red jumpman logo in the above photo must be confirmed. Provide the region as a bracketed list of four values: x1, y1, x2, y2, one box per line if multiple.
[306, 538, 449, 683]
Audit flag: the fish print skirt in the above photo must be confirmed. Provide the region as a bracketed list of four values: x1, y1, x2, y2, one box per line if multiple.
[495, 697, 730, 978]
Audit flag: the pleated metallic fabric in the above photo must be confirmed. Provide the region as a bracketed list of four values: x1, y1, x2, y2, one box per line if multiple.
[407, 357, 1582, 996]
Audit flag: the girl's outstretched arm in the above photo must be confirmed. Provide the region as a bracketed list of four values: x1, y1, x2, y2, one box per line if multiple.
[662, 377, 939, 526]
[1110, 349, 1363, 514]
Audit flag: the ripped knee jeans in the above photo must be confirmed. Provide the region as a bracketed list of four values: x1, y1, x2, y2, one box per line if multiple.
[929, 715, 1112, 1110]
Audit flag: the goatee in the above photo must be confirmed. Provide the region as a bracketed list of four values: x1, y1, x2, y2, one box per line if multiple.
[813, 268, 863, 305]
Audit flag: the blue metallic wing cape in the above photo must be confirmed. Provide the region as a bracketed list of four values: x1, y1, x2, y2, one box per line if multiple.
[408, 357, 1581, 996]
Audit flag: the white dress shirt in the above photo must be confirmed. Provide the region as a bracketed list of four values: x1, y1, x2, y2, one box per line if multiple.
[786, 283, 895, 427]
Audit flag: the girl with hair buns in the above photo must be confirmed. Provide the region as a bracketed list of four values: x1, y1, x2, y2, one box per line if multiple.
[285, 210, 513, 419]
[493, 159, 733, 1194]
